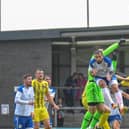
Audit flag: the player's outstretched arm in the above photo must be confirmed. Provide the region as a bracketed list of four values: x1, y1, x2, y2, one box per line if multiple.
[103, 42, 119, 56]
[103, 39, 126, 56]
[122, 91, 129, 100]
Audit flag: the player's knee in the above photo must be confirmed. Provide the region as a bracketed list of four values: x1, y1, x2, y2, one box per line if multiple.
[97, 104, 107, 113]
[113, 121, 120, 129]
[44, 123, 52, 129]
[44, 127, 51, 129]
[34, 125, 39, 129]
[34, 127, 39, 129]
[104, 106, 110, 113]
[88, 106, 96, 114]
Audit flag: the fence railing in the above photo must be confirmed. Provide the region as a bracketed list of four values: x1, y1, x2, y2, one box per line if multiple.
[51, 86, 85, 127]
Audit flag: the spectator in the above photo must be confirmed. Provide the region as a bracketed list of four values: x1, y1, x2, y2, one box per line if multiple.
[76, 73, 87, 100]
[57, 97, 64, 127]
[63, 72, 78, 107]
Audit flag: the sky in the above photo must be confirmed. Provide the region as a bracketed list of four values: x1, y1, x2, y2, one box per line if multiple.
[1, 0, 129, 31]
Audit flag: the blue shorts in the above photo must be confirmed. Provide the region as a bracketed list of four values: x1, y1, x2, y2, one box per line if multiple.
[14, 115, 33, 129]
[108, 114, 122, 124]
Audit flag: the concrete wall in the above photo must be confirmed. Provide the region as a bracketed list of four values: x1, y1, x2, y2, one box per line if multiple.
[0, 39, 52, 128]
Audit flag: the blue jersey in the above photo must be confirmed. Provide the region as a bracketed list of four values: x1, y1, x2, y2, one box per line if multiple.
[45, 86, 56, 107]
[14, 85, 34, 129]
[89, 56, 114, 78]
[14, 85, 34, 116]
[49, 86, 56, 98]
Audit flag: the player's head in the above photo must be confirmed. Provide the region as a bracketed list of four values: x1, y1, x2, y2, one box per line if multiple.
[23, 74, 32, 86]
[94, 49, 104, 63]
[45, 75, 52, 86]
[35, 69, 44, 81]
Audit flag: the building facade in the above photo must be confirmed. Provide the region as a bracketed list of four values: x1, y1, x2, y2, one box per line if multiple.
[0, 26, 129, 128]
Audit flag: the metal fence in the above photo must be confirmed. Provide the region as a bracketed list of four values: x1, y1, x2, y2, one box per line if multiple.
[51, 86, 85, 127]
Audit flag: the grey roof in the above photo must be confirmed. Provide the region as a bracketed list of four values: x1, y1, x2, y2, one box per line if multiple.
[0, 25, 129, 41]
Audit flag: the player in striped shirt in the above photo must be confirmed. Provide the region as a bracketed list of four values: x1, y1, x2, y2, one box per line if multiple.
[32, 69, 59, 129]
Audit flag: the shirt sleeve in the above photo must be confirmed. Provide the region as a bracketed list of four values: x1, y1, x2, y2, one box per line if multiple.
[89, 64, 93, 72]
[50, 93, 55, 98]
[15, 91, 29, 104]
[88, 59, 95, 72]
[50, 88, 56, 98]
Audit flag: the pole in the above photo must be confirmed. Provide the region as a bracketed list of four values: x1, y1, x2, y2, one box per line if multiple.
[71, 36, 76, 75]
[87, 0, 89, 28]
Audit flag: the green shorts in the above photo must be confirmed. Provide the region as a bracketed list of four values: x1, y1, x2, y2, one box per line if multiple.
[86, 81, 104, 104]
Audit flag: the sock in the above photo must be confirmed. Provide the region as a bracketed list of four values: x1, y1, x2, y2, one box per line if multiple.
[98, 112, 110, 127]
[103, 121, 111, 129]
[114, 90, 124, 108]
[102, 87, 114, 104]
[88, 111, 102, 128]
[81, 111, 93, 129]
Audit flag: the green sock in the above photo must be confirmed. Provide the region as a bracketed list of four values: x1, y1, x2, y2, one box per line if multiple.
[88, 111, 102, 128]
[81, 111, 93, 129]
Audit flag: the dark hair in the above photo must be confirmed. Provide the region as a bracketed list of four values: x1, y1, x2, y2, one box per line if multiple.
[94, 49, 103, 55]
[35, 68, 44, 73]
[23, 74, 32, 80]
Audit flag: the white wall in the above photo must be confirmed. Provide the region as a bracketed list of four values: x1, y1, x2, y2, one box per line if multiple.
[1, 0, 87, 31]
[89, 0, 129, 27]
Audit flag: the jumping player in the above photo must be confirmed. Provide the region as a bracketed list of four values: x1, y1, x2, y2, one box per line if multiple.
[81, 40, 125, 129]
